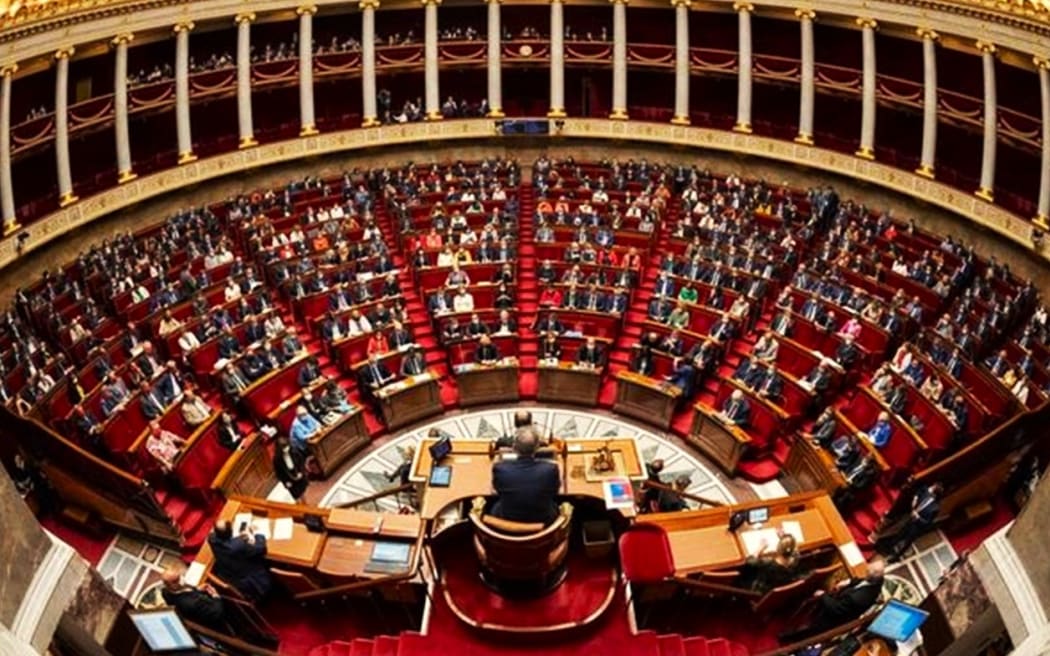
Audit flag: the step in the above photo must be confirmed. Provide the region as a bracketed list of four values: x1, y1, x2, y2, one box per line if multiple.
[705, 638, 732, 656]
[348, 639, 374, 656]
[682, 637, 711, 656]
[372, 635, 399, 656]
[658, 634, 687, 656]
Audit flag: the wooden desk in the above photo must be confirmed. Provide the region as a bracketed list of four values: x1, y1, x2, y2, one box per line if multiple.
[784, 437, 848, 497]
[537, 361, 602, 406]
[196, 499, 426, 588]
[454, 359, 520, 406]
[210, 434, 274, 499]
[639, 492, 866, 578]
[409, 438, 644, 520]
[687, 403, 750, 475]
[613, 370, 681, 430]
[376, 372, 442, 430]
[308, 408, 371, 478]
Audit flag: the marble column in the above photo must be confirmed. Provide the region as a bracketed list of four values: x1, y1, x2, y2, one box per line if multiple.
[855, 17, 877, 159]
[423, 0, 442, 120]
[297, 6, 319, 136]
[54, 47, 77, 206]
[1, 64, 18, 236]
[235, 13, 257, 147]
[609, 0, 628, 119]
[975, 40, 997, 202]
[360, 0, 380, 126]
[733, 2, 753, 133]
[915, 28, 938, 178]
[485, 0, 504, 117]
[794, 8, 815, 144]
[173, 22, 196, 164]
[671, 0, 690, 125]
[112, 34, 136, 182]
[548, 0, 566, 117]
[1035, 57, 1050, 230]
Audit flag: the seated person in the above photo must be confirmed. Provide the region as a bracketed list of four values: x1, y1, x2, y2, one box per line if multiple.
[160, 564, 225, 631]
[180, 388, 212, 427]
[466, 313, 490, 338]
[664, 357, 696, 397]
[809, 407, 838, 448]
[743, 533, 801, 594]
[718, 389, 750, 427]
[492, 309, 518, 335]
[319, 379, 352, 414]
[490, 427, 561, 525]
[539, 332, 562, 362]
[861, 411, 893, 448]
[656, 475, 692, 512]
[220, 362, 251, 399]
[442, 317, 465, 343]
[830, 433, 862, 471]
[400, 346, 427, 377]
[576, 337, 603, 368]
[360, 353, 394, 390]
[139, 381, 167, 420]
[216, 411, 244, 450]
[298, 356, 323, 387]
[753, 365, 783, 401]
[475, 334, 501, 364]
[207, 520, 272, 602]
[799, 360, 833, 394]
[752, 332, 779, 363]
[145, 421, 187, 472]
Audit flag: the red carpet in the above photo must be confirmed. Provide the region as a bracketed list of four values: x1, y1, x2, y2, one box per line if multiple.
[40, 516, 114, 566]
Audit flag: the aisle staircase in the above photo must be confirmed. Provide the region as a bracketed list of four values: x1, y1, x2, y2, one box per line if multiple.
[515, 185, 540, 399]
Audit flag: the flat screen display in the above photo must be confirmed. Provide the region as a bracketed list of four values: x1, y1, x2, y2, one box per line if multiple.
[128, 609, 197, 652]
[867, 599, 929, 642]
[747, 506, 769, 524]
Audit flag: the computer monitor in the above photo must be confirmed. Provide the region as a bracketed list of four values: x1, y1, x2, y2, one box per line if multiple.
[128, 609, 197, 652]
[428, 436, 452, 462]
[746, 506, 769, 524]
[867, 599, 929, 642]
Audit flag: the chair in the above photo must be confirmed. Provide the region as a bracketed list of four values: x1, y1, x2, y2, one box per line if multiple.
[618, 523, 676, 615]
[270, 567, 322, 598]
[751, 573, 815, 616]
[468, 497, 573, 596]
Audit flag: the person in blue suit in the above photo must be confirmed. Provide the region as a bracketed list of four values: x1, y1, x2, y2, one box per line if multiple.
[490, 427, 561, 526]
[207, 520, 272, 602]
[863, 411, 893, 448]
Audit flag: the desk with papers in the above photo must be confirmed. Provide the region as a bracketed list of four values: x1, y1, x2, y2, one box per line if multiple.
[637, 491, 867, 578]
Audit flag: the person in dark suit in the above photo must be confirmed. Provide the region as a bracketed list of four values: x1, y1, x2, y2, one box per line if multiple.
[273, 437, 308, 501]
[539, 332, 562, 361]
[778, 557, 885, 643]
[207, 520, 272, 601]
[665, 357, 696, 398]
[160, 565, 225, 631]
[490, 427, 561, 525]
[876, 483, 943, 560]
[360, 353, 394, 391]
[576, 337, 603, 368]
[475, 335, 501, 364]
[809, 407, 838, 448]
[719, 389, 750, 427]
[754, 365, 783, 401]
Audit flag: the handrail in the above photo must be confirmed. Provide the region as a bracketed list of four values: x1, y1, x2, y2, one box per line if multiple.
[671, 575, 761, 599]
[182, 619, 281, 656]
[640, 479, 725, 508]
[292, 568, 418, 602]
[332, 483, 414, 509]
[753, 615, 870, 656]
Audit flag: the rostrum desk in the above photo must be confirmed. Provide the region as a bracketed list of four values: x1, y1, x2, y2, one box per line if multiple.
[409, 437, 644, 520]
[537, 360, 602, 406]
[454, 358, 520, 406]
[375, 372, 443, 430]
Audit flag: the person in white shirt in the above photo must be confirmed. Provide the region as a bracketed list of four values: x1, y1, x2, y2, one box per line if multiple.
[178, 329, 201, 353]
[68, 320, 89, 343]
[131, 285, 150, 303]
[592, 188, 609, 204]
[436, 247, 455, 268]
[347, 309, 373, 335]
[453, 287, 475, 313]
[330, 204, 345, 219]
[224, 281, 242, 302]
[263, 314, 286, 339]
[1012, 377, 1030, 405]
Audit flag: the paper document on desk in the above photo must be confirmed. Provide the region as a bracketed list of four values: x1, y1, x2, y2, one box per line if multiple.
[272, 517, 294, 541]
[603, 478, 635, 510]
[183, 561, 205, 586]
[253, 519, 272, 541]
[839, 541, 865, 568]
[779, 520, 804, 543]
[739, 528, 781, 557]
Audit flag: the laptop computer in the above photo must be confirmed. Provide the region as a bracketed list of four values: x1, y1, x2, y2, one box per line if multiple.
[364, 541, 412, 574]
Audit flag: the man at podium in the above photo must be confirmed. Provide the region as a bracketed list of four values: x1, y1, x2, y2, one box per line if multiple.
[490, 427, 560, 525]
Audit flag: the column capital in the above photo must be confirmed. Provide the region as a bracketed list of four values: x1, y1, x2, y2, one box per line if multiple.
[54, 47, 75, 61]
[915, 27, 939, 41]
[296, 5, 318, 15]
[1034, 214, 1050, 230]
[855, 17, 878, 30]
[420, 0, 441, 6]
[794, 8, 815, 20]
[976, 40, 997, 55]
[671, 0, 691, 7]
[111, 33, 134, 46]
[358, 0, 380, 8]
[483, 0, 502, 4]
[609, 0, 629, 5]
[0, 63, 17, 77]
[1034, 56, 1050, 70]
[550, 0, 565, 4]
[732, 1, 753, 12]
[235, 12, 256, 24]
[173, 21, 195, 34]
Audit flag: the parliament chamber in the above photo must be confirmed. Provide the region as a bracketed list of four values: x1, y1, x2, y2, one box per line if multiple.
[2, 1, 1050, 655]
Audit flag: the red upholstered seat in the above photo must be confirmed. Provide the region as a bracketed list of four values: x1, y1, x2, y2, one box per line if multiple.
[619, 523, 675, 585]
